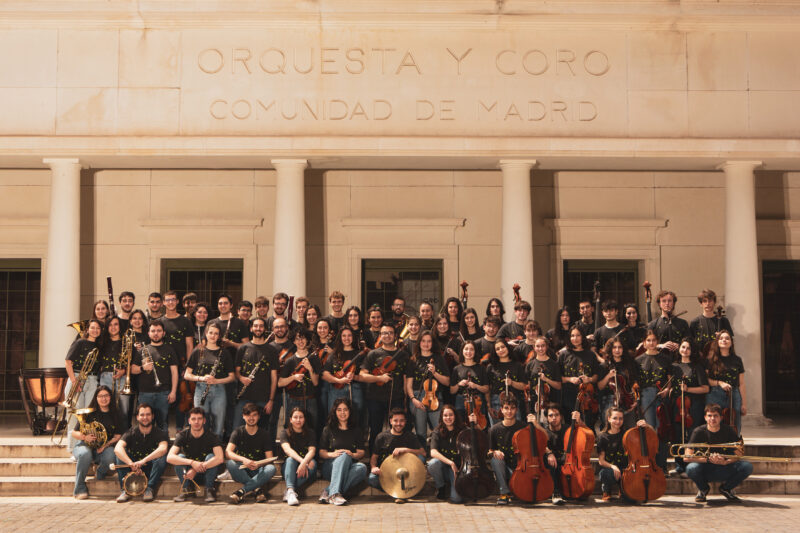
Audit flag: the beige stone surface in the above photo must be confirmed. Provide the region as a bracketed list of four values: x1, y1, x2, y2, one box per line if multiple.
[627, 90, 688, 137]
[151, 169, 255, 187]
[56, 88, 117, 135]
[56, 30, 118, 88]
[687, 32, 748, 91]
[628, 32, 686, 91]
[150, 184, 256, 218]
[654, 187, 725, 246]
[453, 186, 502, 245]
[93, 169, 150, 187]
[556, 171, 655, 189]
[688, 91, 749, 137]
[0, 30, 57, 88]
[119, 30, 180, 88]
[0, 169, 50, 186]
[749, 91, 800, 137]
[654, 171, 723, 189]
[117, 88, 180, 135]
[555, 185, 654, 219]
[749, 32, 800, 91]
[457, 244, 502, 299]
[92, 185, 151, 245]
[660, 244, 725, 300]
[0, 88, 56, 135]
[350, 185, 453, 218]
[0, 186, 49, 217]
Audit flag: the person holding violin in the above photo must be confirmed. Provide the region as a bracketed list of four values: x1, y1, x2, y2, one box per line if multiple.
[558, 326, 600, 431]
[487, 339, 526, 425]
[427, 404, 466, 503]
[459, 307, 484, 342]
[362, 306, 385, 349]
[598, 337, 640, 431]
[524, 337, 562, 413]
[498, 299, 532, 346]
[313, 318, 335, 438]
[513, 319, 544, 363]
[322, 326, 365, 418]
[405, 331, 451, 448]
[449, 341, 489, 423]
[488, 396, 526, 505]
[475, 316, 502, 366]
[546, 306, 572, 354]
[368, 407, 425, 503]
[433, 314, 461, 366]
[689, 289, 733, 354]
[683, 403, 752, 502]
[360, 324, 410, 453]
[647, 290, 690, 355]
[318, 398, 367, 506]
[705, 330, 746, 436]
[669, 338, 710, 477]
[596, 406, 650, 501]
[345, 306, 365, 345]
[620, 303, 647, 356]
[635, 330, 674, 431]
[277, 329, 322, 432]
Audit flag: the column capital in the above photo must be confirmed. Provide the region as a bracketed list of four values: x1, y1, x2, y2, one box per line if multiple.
[43, 158, 82, 169]
[716, 160, 763, 172]
[270, 158, 308, 171]
[498, 159, 538, 171]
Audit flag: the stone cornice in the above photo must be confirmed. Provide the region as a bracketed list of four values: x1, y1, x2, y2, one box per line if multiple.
[340, 218, 466, 229]
[140, 218, 264, 228]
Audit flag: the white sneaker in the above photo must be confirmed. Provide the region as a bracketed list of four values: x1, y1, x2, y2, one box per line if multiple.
[331, 494, 347, 506]
[282, 489, 288, 502]
[216, 470, 231, 481]
[287, 488, 299, 506]
[318, 488, 329, 504]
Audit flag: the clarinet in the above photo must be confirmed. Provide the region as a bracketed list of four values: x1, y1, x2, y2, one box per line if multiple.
[200, 349, 222, 406]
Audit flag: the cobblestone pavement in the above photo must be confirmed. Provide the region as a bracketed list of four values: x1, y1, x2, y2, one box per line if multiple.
[1, 495, 799, 533]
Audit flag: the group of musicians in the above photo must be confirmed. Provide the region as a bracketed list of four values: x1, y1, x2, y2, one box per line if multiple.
[63, 286, 752, 505]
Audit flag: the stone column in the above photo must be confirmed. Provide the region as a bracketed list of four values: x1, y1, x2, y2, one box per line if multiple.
[499, 160, 537, 312]
[40, 158, 82, 368]
[271, 159, 308, 298]
[720, 160, 768, 425]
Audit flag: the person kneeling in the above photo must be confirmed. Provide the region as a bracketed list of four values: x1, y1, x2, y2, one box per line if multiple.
[226, 403, 276, 504]
[167, 407, 225, 502]
[113, 403, 169, 502]
[368, 407, 425, 503]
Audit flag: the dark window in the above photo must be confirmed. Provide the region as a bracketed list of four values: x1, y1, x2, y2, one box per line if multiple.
[161, 259, 243, 316]
[361, 259, 443, 316]
[763, 260, 800, 415]
[563, 260, 639, 326]
[0, 260, 41, 412]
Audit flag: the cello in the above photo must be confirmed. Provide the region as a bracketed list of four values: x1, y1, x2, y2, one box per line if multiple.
[620, 391, 667, 503]
[454, 388, 494, 502]
[560, 396, 595, 500]
[509, 389, 554, 503]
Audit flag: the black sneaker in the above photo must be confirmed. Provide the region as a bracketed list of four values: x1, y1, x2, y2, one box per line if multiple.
[253, 487, 268, 503]
[436, 485, 448, 501]
[229, 488, 246, 504]
[496, 494, 511, 505]
[719, 486, 741, 502]
[695, 489, 708, 503]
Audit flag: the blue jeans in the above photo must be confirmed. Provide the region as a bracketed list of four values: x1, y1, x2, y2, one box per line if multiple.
[490, 456, 513, 495]
[174, 453, 218, 490]
[226, 459, 277, 492]
[707, 386, 743, 435]
[368, 454, 426, 492]
[686, 460, 753, 492]
[73, 441, 115, 496]
[233, 400, 269, 432]
[100, 372, 131, 427]
[427, 458, 462, 503]
[640, 386, 659, 428]
[321, 454, 368, 496]
[599, 466, 621, 493]
[194, 383, 226, 438]
[67, 375, 98, 452]
[115, 456, 167, 491]
[138, 391, 170, 432]
[281, 457, 318, 491]
[327, 382, 364, 421]
[409, 390, 441, 449]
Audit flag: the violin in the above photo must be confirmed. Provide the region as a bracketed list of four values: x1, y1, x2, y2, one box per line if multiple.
[333, 342, 369, 389]
[371, 350, 404, 386]
[285, 357, 312, 390]
[454, 390, 494, 501]
[178, 379, 196, 412]
[560, 397, 595, 500]
[535, 377, 550, 419]
[674, 380, 693, 441]
[278, 344, 296, 364]
[509, 390, 554, 503]
[621, 393, 667, 503]
[608, 367, 636, 411]
[464, 377, 487, 430]
[421, 368, 439, 411]
[576, 365, 599, 415]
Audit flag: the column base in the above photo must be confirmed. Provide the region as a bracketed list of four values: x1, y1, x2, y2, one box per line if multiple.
[741, 413, 773, 428]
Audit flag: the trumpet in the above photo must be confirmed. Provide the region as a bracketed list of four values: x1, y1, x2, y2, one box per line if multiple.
[141, 346, 162, 388]
[669, 442, 791, 463]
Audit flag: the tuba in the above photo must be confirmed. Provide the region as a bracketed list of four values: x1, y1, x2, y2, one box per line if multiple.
[74, 407, 107, 450]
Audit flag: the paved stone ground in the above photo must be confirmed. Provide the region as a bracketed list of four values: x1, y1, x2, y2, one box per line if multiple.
[1, 495, 799, 532]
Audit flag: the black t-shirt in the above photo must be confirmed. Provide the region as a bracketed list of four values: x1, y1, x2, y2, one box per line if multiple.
[269, 339, 295, 369]
[647, 316, 690, 346]
[100, 338, 121, 373]
[706, 354, 745, 388]
[545, 424, 568, 459]
[174, 428, 222, 460]
[430, 428, 461, 465]
[235, 342, 279, 402]
[546, 327, 571, 353]
[462, 326, 484, 342]
[265, 316, 300, 335]
[487, 360, 524, 397]
[619, 325, 647, 355]
[488, 420, 526, 469]
[596, 430, 627, 469]
[525, 357, 561, 388]
[474, 337, 497, 365]
[120, 425, 169, 461]
[362, 347, 409, 402]
[132, 344, 176, 393]
[279, 353, 323, 399]
[450, 363, 488, 397]
[498, 321, 525, 344]
[558, 349, 600, 379]
[593, 324, 624, 352]
[323, 314, 347, 334]
[635, 352, 674, 388]
[319, 426, 364, 453]
[512, 342, 535, 364]
[599, 358, 640, 399]
[689, 315, 733, 353]
[186, 346, 234, 379]
[229, 425, 272, 460]
[572, 319, 595, 339]
[279, 427, 317, 457]
[688, 424, 740, 453]
[372, 430, 421, 465]
[362, 329, 383, 350]
[161, 315, 194, 365]
[405, 353, 449, 391]
[74, 408, 123, 438]
[672, 361, 709, 401]
[211, 317, 249, 344]
[66, 339, 101, 375]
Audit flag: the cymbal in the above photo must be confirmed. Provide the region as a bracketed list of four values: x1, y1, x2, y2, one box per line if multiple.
[379, 453, 426, 499]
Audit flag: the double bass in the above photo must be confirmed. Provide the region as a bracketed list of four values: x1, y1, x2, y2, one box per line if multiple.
[560, 396, 595, 500]
[454, 389, 494, 501]
[621, 393, 667, 503]
[509, 390, 554, 503]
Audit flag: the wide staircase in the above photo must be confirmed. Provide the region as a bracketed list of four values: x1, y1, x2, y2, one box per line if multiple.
[1, 433, 798, 501]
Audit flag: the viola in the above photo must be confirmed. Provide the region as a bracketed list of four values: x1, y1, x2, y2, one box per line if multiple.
[464, 379, 487, 431]
[278, 345, 296, 364]
[560, 396, 595, 500]
[608, 370, 636, 411]
[722, 384, 738, 435]
[577, 381, 599, 414]
[509, 391, 554, 503]
[673, 379, 693, 436]
[421, 368, 439, 411]
[454, 392, 494, 501]
[655, 379, 675, 442]
[535, 379, 551, 417]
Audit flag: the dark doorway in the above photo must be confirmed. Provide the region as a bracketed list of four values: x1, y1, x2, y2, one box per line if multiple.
[161, 259, 243, 316]
[563, 260, 639, 326]
[763, 260, 800, 415]
[361, 259, 443, 316]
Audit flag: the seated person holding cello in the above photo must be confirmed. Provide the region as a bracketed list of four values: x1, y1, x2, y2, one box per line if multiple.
[488, 396, 526, 505]
[597, 406, 633, 501]
[368, 407, 425, 503]
[683, 403, 753, 503]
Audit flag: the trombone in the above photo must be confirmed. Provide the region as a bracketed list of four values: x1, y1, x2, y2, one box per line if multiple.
[52, 347, 99, 444]
[669, 442, 791, 463]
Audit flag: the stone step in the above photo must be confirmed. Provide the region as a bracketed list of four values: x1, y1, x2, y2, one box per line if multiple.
[0, 443, 68, 459]
[1, 474, 798, 500]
